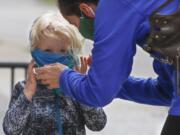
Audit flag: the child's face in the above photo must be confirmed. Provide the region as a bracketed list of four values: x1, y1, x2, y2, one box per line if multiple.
[37, 36, 70, 55]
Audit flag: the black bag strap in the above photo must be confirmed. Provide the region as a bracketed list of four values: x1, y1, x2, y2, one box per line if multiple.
[151, 0, 174, 16]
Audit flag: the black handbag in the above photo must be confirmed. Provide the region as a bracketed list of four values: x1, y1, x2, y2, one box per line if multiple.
[143, 0, 180, 95]
[144, 0, 180, 66]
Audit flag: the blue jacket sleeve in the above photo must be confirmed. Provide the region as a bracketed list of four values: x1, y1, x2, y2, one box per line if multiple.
[117, 76, 173, 106]
[60, 0, 179, 107]
[60, 0, 145, 107]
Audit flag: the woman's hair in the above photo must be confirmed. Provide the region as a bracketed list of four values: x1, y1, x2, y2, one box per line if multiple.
[58, 0, 98, 17]
[29, 11, 84, 56]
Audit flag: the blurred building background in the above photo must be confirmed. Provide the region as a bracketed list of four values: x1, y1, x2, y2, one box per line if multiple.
[0, 0, 169, 135]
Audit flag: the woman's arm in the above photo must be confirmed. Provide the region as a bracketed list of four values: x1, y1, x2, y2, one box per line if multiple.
[117, 76, 173, 106]
[3, 82, 32, 135]
[79, 103, 107, 131]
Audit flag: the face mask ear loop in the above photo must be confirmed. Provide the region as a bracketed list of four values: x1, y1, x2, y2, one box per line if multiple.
[80, 11, 85, 19]
[151, 0, 174, 18]
[80, 7, 95, 18]
[89, 7, 95, 17]
[176, 48, 180, 96]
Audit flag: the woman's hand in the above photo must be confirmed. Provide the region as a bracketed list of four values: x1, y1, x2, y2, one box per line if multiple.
[24, 60, 37, 101]
[35, 63, 68, 89]
[34, 56, 91, 89]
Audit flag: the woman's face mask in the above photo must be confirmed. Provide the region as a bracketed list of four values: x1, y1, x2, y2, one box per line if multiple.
[31, 48, 75, 69]
[79, 7, 95, 40]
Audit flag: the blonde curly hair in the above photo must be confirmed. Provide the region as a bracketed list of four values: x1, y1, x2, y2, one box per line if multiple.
[29, 11, 84, 56]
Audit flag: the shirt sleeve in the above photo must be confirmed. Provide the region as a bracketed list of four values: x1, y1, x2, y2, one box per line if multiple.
[117, 76, 173, 106]
[3, 82, 32, 135]
[60, 0, 145, 107]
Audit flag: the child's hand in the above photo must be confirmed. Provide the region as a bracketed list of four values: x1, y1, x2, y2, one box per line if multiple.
[24, 60, 37, 101]
[87, 55, 92, 66]
[75, 57, 88, 74]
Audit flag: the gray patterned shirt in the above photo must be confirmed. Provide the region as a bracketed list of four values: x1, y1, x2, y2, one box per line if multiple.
[3, 81, 107, 135]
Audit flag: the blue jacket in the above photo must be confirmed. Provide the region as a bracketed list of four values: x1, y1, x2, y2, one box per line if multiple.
[60, 0, 180, 108]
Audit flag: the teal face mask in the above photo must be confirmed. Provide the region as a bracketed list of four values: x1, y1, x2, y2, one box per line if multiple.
[79, 16, 94, 40]
[31, 48, 75, 69]
[31, 49, 75, 94]
[79, 7, 95, 40]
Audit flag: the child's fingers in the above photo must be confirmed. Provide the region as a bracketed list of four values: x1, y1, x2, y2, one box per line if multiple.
[80, 57, 84, 70]
[27, 60, 36, 81]
[81, 57, 86, 72]
[80, 57, 84, 64]
[27, 61, 34, 76]
[28, 60, 34, 71]
[87, 55, 92, 66]
[33, 68, 38, 75]
[74, 66, 80, 72]
[80, 57, 88, 74]
[83, 57, 88, 73]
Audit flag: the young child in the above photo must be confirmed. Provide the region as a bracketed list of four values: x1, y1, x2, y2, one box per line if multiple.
[3, 12, 106, 135]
